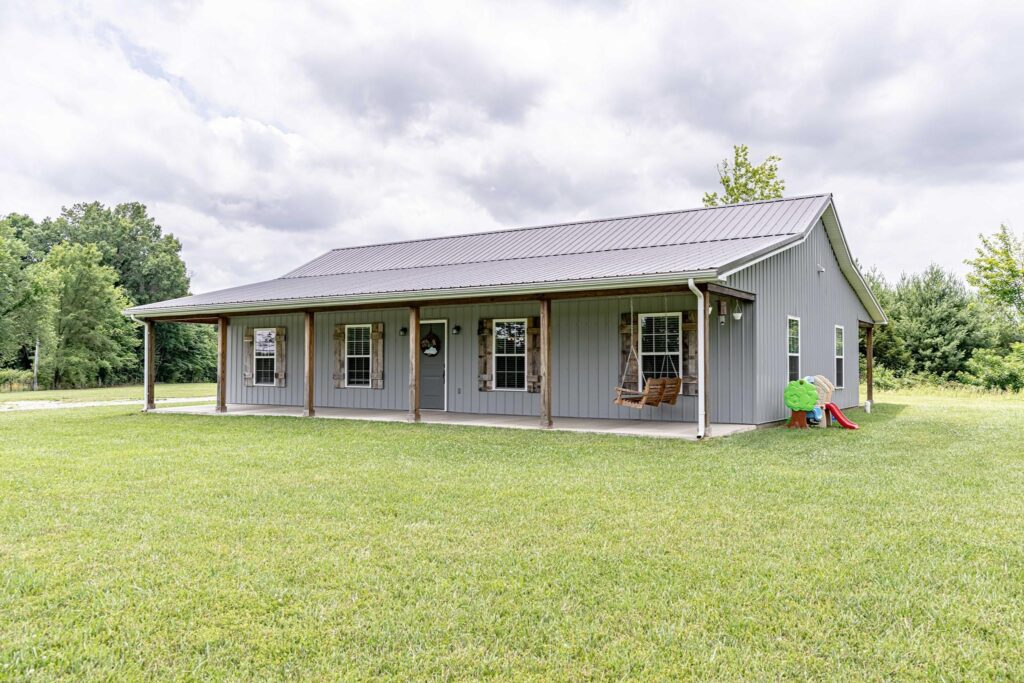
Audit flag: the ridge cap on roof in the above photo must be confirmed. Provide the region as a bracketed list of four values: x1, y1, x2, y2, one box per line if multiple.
[316, 193, 833, 256]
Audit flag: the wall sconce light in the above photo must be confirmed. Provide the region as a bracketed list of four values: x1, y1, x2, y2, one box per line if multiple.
[717, 299, 728, 326]
[399, 327, 408, 336]
[732, 300, 743, 321]
[452, 325, 461, 335]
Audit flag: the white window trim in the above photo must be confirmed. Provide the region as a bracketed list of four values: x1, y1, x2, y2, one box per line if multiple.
[492, 318, 528, 392]
[834, 324, 845, 389]
[344, 323, 373, 389]
[253, 327, 276, 387]
[787, 316, 801, 381]
[638, 312, 683, 392]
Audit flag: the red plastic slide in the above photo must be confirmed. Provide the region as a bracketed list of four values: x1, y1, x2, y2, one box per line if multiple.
[825, 403, 859, 429]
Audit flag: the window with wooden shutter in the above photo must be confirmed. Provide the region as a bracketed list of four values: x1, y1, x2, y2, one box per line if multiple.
[477, 318, 493, 391]
[333, 322, 385, 389]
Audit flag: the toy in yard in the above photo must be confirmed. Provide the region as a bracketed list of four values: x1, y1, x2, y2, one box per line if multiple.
[784, 379, 818, 428]
[824, 403, 859, 429]
[808, 373, 858, 429]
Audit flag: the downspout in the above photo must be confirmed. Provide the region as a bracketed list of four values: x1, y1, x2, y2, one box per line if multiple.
[687, 278, 705, 439]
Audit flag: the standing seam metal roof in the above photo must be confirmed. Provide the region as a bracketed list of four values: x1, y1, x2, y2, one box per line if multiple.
[282, 194, 831, 278]
[127, 194, 878, 317]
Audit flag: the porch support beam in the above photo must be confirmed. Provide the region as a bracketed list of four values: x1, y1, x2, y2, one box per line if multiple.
[539, 298, 552, 428]
[704, 282, 756, 302]
[865, 324, 874, 405]
[216, 316, 228, 413]
[143, 319, 156, 411]
[137, 282, 726, 322]
[303, 311, 315, 417]
[408, 306, 421, 422]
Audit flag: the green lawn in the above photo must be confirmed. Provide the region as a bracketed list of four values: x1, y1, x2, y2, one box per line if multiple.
[2, 393, 1023, 680]
[0, 382, 215, 403]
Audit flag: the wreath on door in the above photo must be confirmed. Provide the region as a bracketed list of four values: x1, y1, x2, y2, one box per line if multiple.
[420, 328, 442, 357]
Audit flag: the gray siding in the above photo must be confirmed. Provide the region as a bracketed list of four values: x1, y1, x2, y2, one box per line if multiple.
[223, 296, 755, 424]
[728, 220, 870, 423]
[314, 309, 409, 410]
[226, 313, 306, 406]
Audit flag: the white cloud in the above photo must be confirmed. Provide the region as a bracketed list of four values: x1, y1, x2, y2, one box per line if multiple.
[1, 0, 1022, 294]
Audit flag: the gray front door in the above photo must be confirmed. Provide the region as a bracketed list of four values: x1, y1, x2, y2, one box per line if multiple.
[419, 321, 446, 411]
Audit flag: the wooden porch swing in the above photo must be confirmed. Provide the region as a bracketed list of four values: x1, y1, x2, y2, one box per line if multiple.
[613, 299, 682, 410]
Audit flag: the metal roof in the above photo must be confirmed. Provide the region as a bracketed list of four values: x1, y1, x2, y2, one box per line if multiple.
[126, 193, 885, 322]
[283, 194, 829, 278]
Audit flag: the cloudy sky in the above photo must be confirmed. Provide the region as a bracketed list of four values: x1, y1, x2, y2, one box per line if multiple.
[2, 0, 1022, 293]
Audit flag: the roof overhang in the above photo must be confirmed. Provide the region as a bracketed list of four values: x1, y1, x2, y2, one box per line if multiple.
[126, 270, 720, 320]
[717, 196, 887, 325]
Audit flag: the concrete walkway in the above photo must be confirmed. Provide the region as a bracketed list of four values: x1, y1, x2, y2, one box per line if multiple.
[0, 396, 215, 412]
[152, 403, 756, 440]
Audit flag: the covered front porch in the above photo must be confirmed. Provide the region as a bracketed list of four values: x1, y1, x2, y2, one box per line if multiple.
[137, 281, 775, 439]
[150, 402, 756, 440]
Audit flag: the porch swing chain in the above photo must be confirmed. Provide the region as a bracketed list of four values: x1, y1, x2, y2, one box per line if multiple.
[619, 297, 640, 391]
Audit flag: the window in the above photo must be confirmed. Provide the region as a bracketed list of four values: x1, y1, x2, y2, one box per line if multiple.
[787, 317, 800, 382]
[834, 325, 845, 388]
[493, 319, 527, 390]
[639, 313, 682, 385]
[345, 324, 372, 387]
[254, 328, 276, 386]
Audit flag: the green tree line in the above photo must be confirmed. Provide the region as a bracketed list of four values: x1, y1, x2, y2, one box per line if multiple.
[0, 202, 215, 389]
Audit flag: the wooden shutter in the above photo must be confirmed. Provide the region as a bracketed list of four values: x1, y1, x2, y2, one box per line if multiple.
[370, 322, 384, 389]
[477, 318, 493, 391]
[619, 312, 639, 390]
[274, 326, 287, 387]
[243, 327, 255, 387]
[332, 325, 345, 388]
[526, 316, 541, 393]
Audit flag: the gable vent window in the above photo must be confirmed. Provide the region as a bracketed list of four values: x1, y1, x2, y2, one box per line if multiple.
[787, 317, 801, 382]
[254, 328, 277, 386]
[345, 324, 372, 387]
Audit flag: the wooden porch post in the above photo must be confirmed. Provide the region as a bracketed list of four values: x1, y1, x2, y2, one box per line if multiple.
[408, 306, 421, 422]
[216, 316, 228, 413]
[143, 319, 156, 411]
[866, 325, 874, 404]
[702, 290, 711, 436]
[539, 298, 552, 428]
[303, 311, 315, 417]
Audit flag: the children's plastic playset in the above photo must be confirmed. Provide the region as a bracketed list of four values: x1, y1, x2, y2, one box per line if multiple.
[784, 374, 859, 430]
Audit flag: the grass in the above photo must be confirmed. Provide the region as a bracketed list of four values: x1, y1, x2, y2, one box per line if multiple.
[1, 392, 1023, 680]
[0, 382, 216, 403]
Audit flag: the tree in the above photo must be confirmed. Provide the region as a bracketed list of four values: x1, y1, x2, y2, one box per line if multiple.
[0, 217, 53, 367]
[38, 243, 138, 388]
[702, 144, 786, 207]
[965, 224, 1024, 323]
[861, 268, 913, 374]
[20, 202, 213, 383]
[888, 265, 982, 378]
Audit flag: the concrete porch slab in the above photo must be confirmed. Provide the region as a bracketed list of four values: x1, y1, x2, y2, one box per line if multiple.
[151, 403, 756, 440]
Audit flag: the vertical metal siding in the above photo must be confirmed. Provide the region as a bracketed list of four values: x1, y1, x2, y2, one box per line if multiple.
[728, 220, 871, 423]
[226, 313, 306, 406]
[314, 309, 410, 410]
[224, 295, 755, 423]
